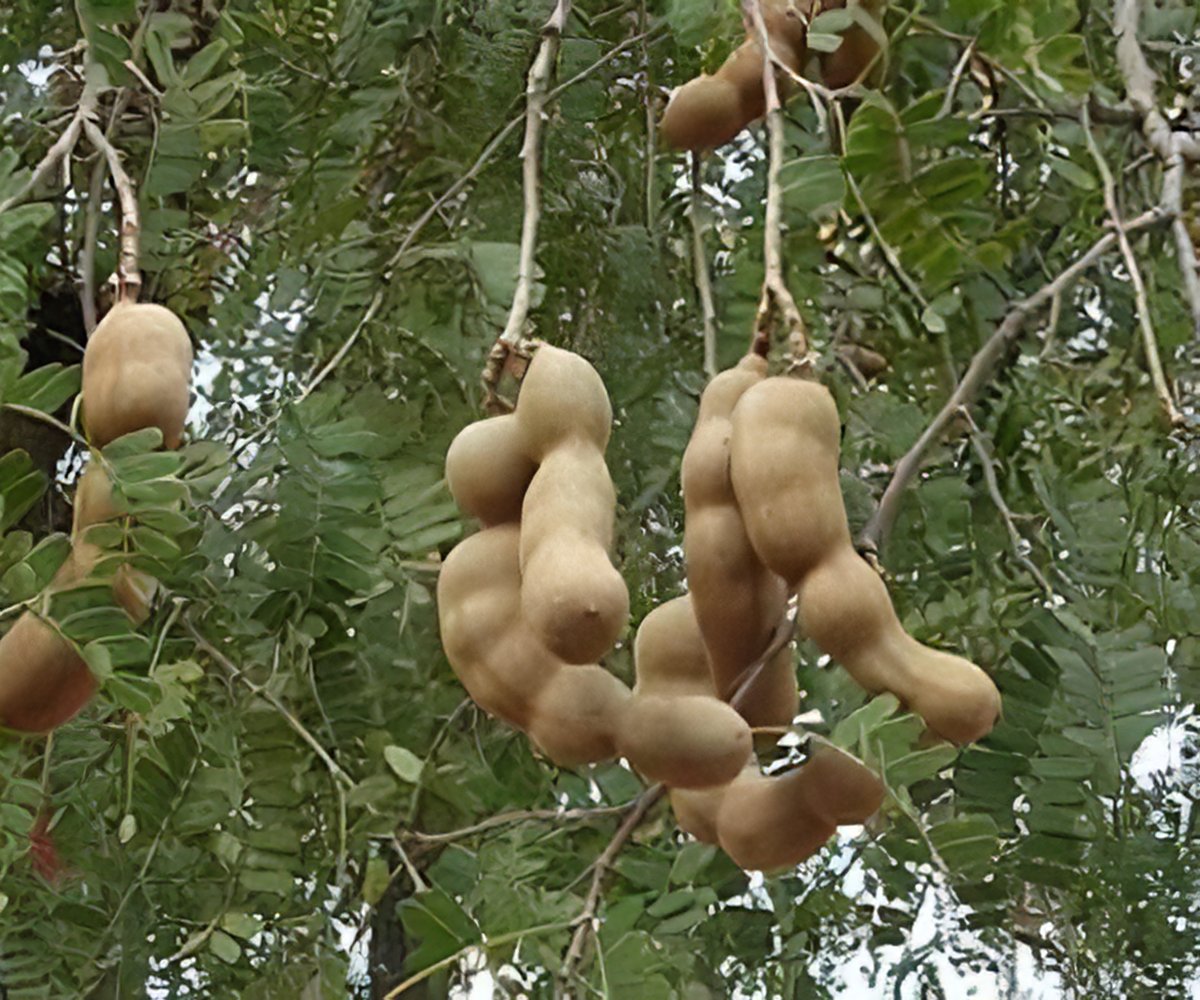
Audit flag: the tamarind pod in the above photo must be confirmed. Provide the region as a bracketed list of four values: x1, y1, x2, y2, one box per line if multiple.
[70, 463, 157, 623]
[729, 378, 850, 585]
[682, 356, 795, 724]
[82, 302, 193, 449]
[619, 695, 752, 788]
[731, 378, 1001, 744]
[669, 784, 724, 844]
[818, 0, 886, 89]
[0, 613, 95, 733]
[617, 596, 752, 788]
[528, 665, 631, 768]
[798, 548, 1001, 745]
[437, 525, 553, 729]
[716, 744, 884, 871]
[660, 76, 750, 152]
[515, 344, 612, 459]
[520, 445, 628, 664]
[761, 0, 810, 55]
[445, 415, 536, 525]
[437, 526, 630, 765]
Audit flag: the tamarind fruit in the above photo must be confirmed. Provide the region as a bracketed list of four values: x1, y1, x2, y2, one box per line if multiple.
[671, 742, 885, 871]
[515, 346, 628, 664]
[445, 415, 536, 526]
[817, 0, 886, 90]
[660, 0, 887, 153]
[661, 31, 803, 153]
[436, 524, 631, 767]
[729, 377, 1001, 744]
[681, 356, 796, 728]
[616, 595, 753, 789]
[0, 464, 145, 732]
[82, 302, 193, 449]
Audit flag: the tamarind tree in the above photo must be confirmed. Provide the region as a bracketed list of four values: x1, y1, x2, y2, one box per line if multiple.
[0, 0, 1198, 996]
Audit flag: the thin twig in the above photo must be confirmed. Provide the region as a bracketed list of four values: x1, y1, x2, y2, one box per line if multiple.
[0, 115, 85, 217]
[1081, 104, 1181, 424]
[964, 414, 1054, 596]
[184, 618, 355, 789]
[936, 39, 977, 120]
[746, 0, 810, 365]
[1112, 0, 1200, 340]
[689, 153, 718, 378]
[384, 921, 572, 999]
[859, 204, 1169, 553]
[80, 117, 141, 301]
[499, 1, 570, 349]
[557, 787, 664, 993]
[405, 803, 633, 845]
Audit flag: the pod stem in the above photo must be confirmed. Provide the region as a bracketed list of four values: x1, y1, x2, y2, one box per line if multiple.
[484, 0, 572, 411]
[744, 0, 813, 371]
[81, 117, 141, 304]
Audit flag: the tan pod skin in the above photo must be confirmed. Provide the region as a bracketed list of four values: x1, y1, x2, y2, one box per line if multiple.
[682, 356, 796, 727]
[436, 525, 631, 768]
[445, 415, 536, 526]
[617, 596, 753, 789]
[818, 0, 886, 89]
[729, 378, 1001, 745]
[671, 742, 884, 871]
[82, 302, 193, 449]
[0, 462, 163, 732]
[515, 346, 629, 664]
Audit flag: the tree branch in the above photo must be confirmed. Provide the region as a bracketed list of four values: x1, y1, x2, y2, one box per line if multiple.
[964, 414, 1054, 597]
[859, 204, 1169, 553]
[498, 1, 570, 351]
[689, 153, 718, 378]
[746, 0, 810, 365]
[80, 117, 141, 302]
[406, 802, 633, 845]
[1112, 0, 1200, 339]
[557, 785, 664, 993]
[1081, 105, 1181, 424]
[185, 618, 354, 789]
[0, 115, 85, 217]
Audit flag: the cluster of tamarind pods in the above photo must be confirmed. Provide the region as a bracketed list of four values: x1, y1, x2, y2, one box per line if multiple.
[660, 0, 886, 152]
[0, 303, 192, 732]
[439, 345, 1001, 872]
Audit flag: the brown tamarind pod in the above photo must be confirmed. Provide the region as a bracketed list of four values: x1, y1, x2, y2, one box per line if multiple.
[82, 302, 193, 449]
[514, 344, 611, 459]
[70, 463, 156, 624]
[519, 444, 627, 664]
[445, 415, 536, 525]
[660, 5, 808, 154]
[515, 346, 628, 664]
[0, 612, 96, 733]
[798, 548, 1000, 745]
[818, 0, 886, 89]
[671, 742, 884, 871]
[682, 356, 796, 727]
[436, 525, 631, 767]
[528, 665, 632, 767]
[730, 377, 1001, 744]
[616, 596, 753, 789]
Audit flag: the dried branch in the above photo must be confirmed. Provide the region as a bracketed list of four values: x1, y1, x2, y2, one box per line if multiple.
[745, 0, 810, 366]
[1113, 0, 1200, 339]
[860, 204, 1169, 553]
[1081, 105, 1181, 424]
[689, 153, 718, 378]
[557, 786, 665, 992]
[80, 117, 141, 302]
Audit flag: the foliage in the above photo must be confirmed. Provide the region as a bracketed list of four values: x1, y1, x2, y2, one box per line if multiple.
[0, 0, 1198, 996]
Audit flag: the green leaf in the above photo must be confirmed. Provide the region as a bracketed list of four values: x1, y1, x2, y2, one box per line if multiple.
[383, 745, 424, 784]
